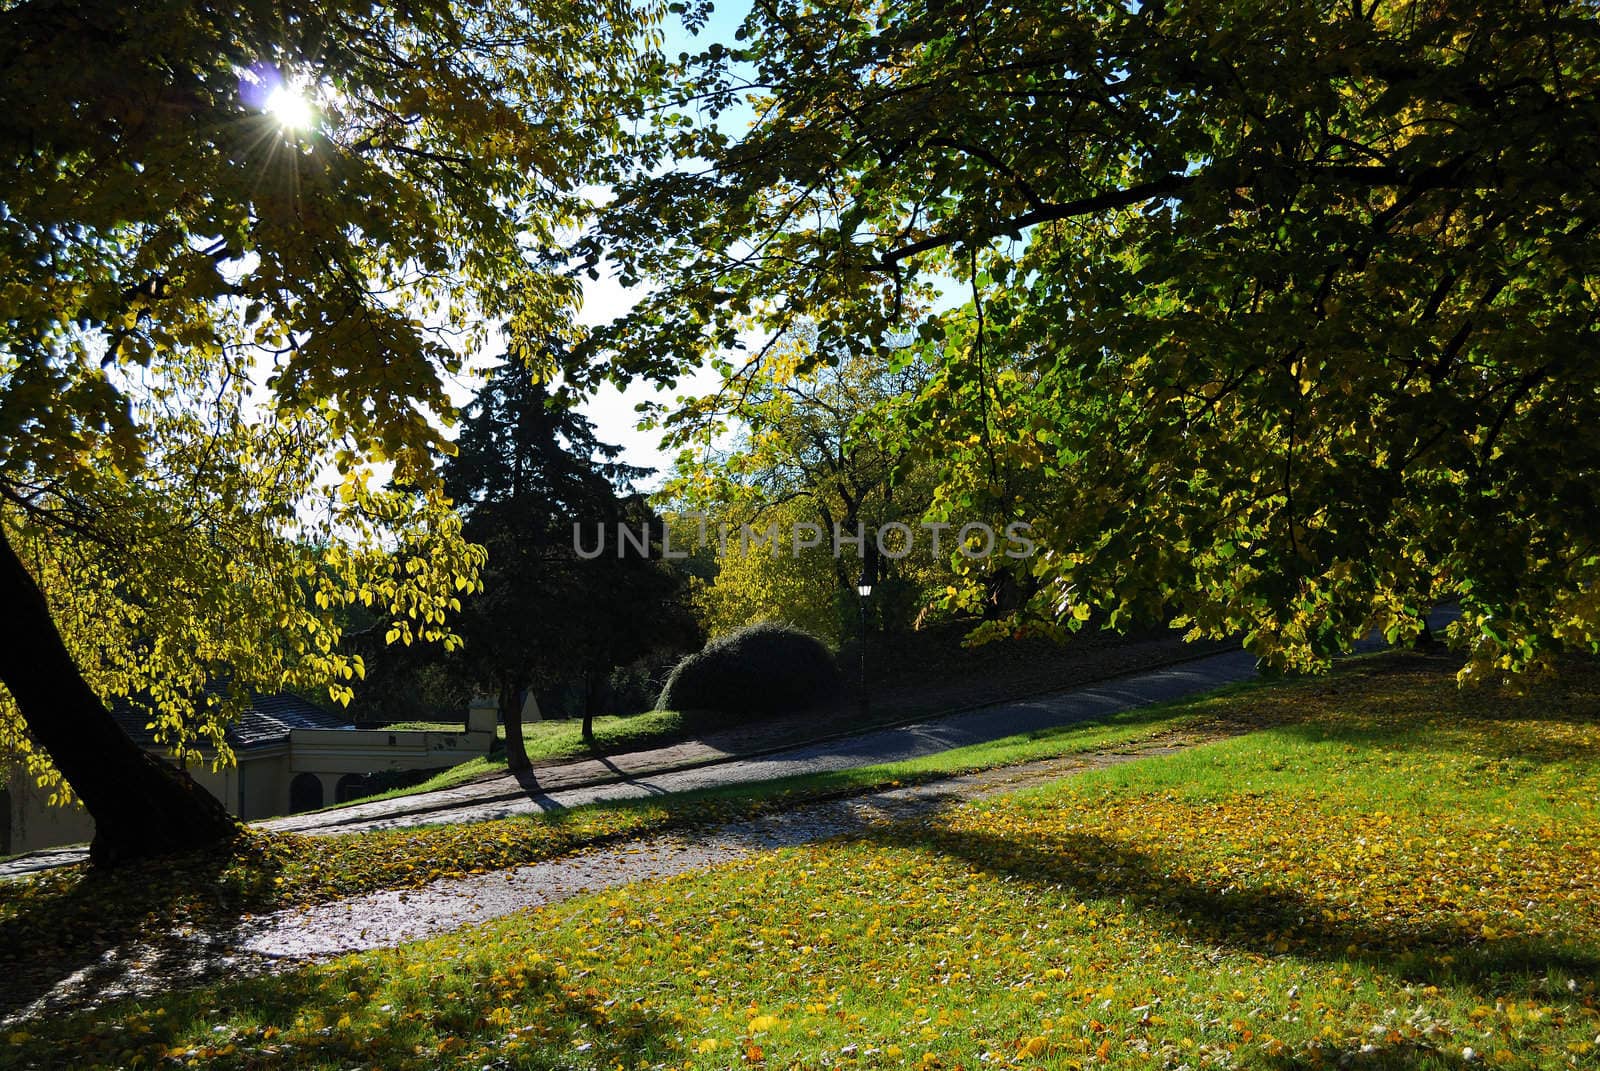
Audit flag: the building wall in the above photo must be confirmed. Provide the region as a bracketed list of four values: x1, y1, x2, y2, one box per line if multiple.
[240, 752, 291, 819]
[6, 768, 95, 856]
[287, 728, 493, 774]
[5, 749, 286, 855]
[7, 728, 494, 853]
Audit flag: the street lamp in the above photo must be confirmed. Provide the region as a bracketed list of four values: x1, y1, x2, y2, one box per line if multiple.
[856, 565, 873, 716]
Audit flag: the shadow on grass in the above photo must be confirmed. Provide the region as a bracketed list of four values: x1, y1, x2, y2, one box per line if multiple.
[0, 833, 283, 1019]
[1268, 653, 1600, 769]
[1262, 1040, 1478, 1070]
[875, 817, 1598, 997]
[6, 943, 677, 1071]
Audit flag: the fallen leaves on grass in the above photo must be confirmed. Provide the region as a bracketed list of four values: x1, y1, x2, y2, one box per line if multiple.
[8, 653, 1600, 1069]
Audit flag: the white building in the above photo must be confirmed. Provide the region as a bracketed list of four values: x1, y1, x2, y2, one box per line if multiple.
[3, 695, 496, 857]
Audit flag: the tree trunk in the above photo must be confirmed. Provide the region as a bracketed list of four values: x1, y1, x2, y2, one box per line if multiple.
[581, 670, 598, 749]
[0, 525, 238, 867]
[499, 679, 531, 772]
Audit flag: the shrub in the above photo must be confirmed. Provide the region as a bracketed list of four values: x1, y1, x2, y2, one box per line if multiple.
[657, 621, 843, 718]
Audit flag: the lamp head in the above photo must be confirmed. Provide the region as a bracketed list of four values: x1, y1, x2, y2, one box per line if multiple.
[856, 563, 874, 597]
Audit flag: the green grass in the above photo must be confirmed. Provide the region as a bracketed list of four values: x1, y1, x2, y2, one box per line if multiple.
[10, 652, 1600, 1069]
[0, 680, 1223, 1016]
[388, 707, 696, 761]
[336, 709, 708, 805]
[13, 652, 1600, 1067]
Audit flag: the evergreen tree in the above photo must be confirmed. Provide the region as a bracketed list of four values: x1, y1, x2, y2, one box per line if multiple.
[444, 360, 695, 765]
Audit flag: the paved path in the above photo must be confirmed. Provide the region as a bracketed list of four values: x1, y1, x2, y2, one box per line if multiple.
[267, 649, 1259, 834]
[0, 647, 1256, 878]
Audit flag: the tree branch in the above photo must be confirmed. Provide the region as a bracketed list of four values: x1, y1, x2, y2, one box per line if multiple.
[871, 163, 1449, 269]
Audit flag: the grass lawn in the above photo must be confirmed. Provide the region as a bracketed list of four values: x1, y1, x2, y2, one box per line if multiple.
[8, 652, 1600, 1069]
[347, 709, 706, 803]
[0, 680, 1221, 929]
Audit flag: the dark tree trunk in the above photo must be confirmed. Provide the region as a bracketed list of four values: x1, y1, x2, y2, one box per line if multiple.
[499, 679, 531, 772]
[581, 670, 598, 749]
[0, 525, 238, 867]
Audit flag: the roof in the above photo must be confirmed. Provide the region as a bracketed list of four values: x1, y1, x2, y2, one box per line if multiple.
[110, 691, 351, 751]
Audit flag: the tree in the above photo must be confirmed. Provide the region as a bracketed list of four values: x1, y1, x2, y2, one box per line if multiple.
[683, 497, 852, 643]
[443, 358, 695, 763]
[588, 0, 1600, 677]
[660, 332, 939, 639]
[0, 0, 652, 862]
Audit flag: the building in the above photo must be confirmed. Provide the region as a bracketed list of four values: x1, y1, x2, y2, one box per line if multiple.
[3, 694, 496, 856]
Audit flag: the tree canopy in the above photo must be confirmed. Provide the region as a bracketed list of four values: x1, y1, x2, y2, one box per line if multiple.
[661, 335, 945, 642]
[0, 0, 657, 860]
[589, 0, 1600, 676]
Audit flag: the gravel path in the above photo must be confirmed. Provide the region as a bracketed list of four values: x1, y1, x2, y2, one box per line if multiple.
[238, 735, 1209, 957]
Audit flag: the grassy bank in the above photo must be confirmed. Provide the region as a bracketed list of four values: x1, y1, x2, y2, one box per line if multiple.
[9, 651, 1600, 1068]
[346, 708, 706, 804]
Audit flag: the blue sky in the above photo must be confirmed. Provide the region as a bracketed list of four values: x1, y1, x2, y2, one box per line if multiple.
[575, 0, 754, 486]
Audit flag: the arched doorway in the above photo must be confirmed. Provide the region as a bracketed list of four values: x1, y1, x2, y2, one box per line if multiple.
[334, 773, 369, 804]
[289, 772, 324, 813]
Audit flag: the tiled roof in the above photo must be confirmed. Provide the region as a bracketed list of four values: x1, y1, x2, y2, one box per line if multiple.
[110, 691, 351, 751]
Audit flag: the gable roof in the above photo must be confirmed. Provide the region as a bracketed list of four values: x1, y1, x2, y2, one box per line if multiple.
[110, 692, 351, 752]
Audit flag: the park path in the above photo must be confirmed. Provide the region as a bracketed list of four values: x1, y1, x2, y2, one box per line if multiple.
[0, 647, 1255, 878]
[279, 606, 1447, 841]
[268, 646, 1251, 835]
[238, 729, 1225, 957]
[6, 724, 1229, 1024]
[265, 648, 1259, 836]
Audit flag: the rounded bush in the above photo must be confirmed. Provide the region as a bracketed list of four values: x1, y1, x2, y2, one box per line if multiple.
[657, 621, 843, 718]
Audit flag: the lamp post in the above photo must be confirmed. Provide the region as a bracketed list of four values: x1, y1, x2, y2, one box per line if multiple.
[856, 566, 873, 716]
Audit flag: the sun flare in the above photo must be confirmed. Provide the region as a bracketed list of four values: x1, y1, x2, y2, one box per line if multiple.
[264, 83, 314, 131]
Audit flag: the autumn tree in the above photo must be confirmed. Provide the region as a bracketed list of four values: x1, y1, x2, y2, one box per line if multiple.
[588, 0, 1600, 677]
[0, 0, 653, 862]
[659, 332, 940, 638]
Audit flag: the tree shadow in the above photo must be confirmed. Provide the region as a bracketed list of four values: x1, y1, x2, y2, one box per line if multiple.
[0, 833, 284, 1020]
[866, 818, 1599, 996]
[1266, 652, 1600, 766]
[8, 937, 677, 1069]
[579, 757, 671, 797]
[510, 766, 572, 808]
[1262, 1038, 1478, 1070]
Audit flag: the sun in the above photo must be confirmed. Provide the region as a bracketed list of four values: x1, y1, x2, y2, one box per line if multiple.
[264, 83, 315, 131]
